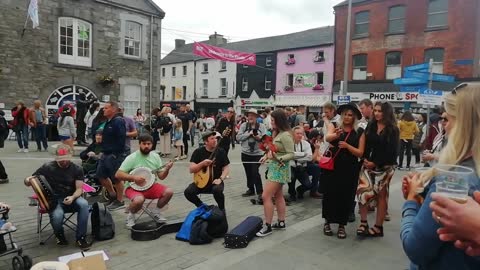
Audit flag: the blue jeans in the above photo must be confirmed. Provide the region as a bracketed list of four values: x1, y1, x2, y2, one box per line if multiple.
[49, 197, 89, 240]
[15, 124, 29, 149]
[307, 162, 322, 193]
[34, 123, 48, 150]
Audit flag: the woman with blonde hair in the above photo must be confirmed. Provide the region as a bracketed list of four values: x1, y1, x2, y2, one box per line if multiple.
[323, 102, 365, 239]
[401, 83, 480, 270]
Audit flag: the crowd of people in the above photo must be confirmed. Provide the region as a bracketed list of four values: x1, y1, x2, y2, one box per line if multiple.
[1, 83, 480, 269]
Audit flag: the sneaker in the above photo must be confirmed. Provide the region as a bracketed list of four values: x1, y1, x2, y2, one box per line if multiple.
[55, 233, 68, 246]
[151, 209, 167, 223]
[23, 148, 29, 153]
[107, 200, 125, 211]
[181, 155, 188, 160]
[0, 178, 8, 184]
[126, 212, 136, 228]
[17, 149, 24, 153]
[256, 224, 272, 237]
[271, 220, 286, 230]
[76, 236, 92, 250]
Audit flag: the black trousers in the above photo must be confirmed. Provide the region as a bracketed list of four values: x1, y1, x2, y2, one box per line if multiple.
[184, 182, 225, 210]
[241, 153, 263, 195]
[0, 160, 7, 179]
[76, 120, 86, 143]
[412, 146, 421, 164]
[399, 139, 413, 167]
[183, 132, 189, 155]
[288, 166, 312, 198]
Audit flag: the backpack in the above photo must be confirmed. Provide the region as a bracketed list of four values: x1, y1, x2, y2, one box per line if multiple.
[0, 116, 8, 141]
[91, 202, 115, 241]
[156, 116, 172, 134]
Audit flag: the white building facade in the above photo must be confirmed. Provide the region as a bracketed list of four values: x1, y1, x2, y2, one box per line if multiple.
[160, 61, 195, 109]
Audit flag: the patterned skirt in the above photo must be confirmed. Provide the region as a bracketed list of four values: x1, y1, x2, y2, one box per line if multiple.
[356, 165, 395, 206]
[267, 161, 291, 184]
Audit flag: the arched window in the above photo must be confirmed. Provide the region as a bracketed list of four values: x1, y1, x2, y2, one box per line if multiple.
[425, 48, 445, 73]
[353, 54, 368, 80]
[386, 52, 402, 79]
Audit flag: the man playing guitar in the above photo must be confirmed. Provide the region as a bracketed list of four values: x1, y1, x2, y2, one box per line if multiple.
[184, 131, 230, 211]
[115, 134, 174, 227]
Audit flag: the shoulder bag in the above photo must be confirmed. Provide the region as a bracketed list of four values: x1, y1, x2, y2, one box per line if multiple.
[319, 131, 351, 171]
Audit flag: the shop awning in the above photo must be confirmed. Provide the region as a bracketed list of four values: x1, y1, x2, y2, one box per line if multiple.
[274, 95, 331, 107]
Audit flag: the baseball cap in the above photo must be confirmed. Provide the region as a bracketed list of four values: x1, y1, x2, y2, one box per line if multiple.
[55, 144, 73, 161]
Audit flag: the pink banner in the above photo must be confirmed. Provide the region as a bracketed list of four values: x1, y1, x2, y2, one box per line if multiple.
[193, 42, 256, 66]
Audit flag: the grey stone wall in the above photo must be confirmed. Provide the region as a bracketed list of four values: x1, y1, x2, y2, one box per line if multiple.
[0, 0, 162, 113]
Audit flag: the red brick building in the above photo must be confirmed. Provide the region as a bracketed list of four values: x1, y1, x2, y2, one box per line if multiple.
[333, 0, 480, 105]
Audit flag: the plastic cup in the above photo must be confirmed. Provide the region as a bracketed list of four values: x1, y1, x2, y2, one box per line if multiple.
[434, 164, 473, 203]
[414, 167, 433, 193]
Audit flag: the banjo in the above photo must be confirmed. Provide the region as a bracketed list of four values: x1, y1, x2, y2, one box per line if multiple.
[129, 159, 177, 191]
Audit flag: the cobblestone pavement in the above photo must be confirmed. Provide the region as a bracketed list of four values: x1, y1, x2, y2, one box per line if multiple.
[0, 140, 408, 270]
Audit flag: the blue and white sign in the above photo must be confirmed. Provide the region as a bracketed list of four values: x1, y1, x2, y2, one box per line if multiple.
[454, 59, 474, 66]
[400, 84, 428, 92]
[432, 73, 455, 83]
[337, 95, 351, 105]
[418, 88, 443, 106]
[394, 77, 428, 85]
[405, 63, 430, 72]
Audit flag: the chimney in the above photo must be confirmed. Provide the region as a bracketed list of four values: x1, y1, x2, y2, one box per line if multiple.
[209, 32, 227, 45]
[175, 39, 186, 49]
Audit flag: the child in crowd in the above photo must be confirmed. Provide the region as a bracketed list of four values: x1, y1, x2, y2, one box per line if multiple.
[173, 120, 185, 159]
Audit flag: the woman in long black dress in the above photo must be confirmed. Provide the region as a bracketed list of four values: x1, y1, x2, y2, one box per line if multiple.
[323, 102, 365, 239]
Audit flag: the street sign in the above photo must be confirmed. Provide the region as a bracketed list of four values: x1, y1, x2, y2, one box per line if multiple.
[337, 95, 351, 105]
[394, 77, 428, 85]
[454, 59, 474, 66]
[400, 84, 428, 92]
[405, 63, 430, 72]
[404, 71, 455, 83]
[418, 88, 443, 106]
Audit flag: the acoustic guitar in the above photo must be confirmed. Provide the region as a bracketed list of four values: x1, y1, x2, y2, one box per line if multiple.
[193, 127, 231, 188]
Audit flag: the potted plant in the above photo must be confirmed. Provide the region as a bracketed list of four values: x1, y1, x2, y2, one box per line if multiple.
[284, 85, 294, 91]
[98, 74, 115, 87]
[285, 58, 296, 65]
[312, 84, 324, 91]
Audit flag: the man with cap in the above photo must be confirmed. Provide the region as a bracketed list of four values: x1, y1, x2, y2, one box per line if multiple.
[184, 131, 230, 211]
[24, 144, 91, 250]
[236, 108, 266, 200]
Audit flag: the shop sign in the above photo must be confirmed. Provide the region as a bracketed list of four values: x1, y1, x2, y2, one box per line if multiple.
[240, 99, 272, 106]
[334, 92, 422, 102]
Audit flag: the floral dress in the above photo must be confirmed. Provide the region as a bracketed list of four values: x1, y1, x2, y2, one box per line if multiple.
[266, 131, 295, 184]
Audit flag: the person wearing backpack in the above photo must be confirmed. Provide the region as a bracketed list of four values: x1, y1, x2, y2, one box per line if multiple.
[24, 144, 91, 250]
[156, 107, 173, 157]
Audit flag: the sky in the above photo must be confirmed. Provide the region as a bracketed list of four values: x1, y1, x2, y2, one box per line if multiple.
[154, 0, 343, 56]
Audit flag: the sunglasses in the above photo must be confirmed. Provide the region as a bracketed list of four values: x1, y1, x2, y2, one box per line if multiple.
[452, 83, 468, 95]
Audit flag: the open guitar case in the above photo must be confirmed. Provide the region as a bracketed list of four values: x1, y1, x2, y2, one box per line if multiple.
[131, 220, 183, 241]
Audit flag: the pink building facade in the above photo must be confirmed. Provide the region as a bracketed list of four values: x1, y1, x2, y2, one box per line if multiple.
[275, 45, 334, 108]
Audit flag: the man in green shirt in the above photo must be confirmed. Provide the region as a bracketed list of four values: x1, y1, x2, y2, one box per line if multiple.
[115, 134, 174, 227]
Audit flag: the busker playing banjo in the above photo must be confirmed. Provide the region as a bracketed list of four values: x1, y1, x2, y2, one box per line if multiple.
[115, 134, 174, 228]
[184, 131, 230, 212]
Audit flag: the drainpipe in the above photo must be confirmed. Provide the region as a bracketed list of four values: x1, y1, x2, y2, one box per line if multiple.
[149, 15, 154, 114]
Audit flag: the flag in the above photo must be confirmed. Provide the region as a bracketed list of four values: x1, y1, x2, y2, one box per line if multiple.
[28, 0, 39, 29]
[193, 42, 256, 66]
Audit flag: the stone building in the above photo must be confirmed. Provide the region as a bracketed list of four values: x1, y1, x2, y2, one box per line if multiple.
[0, 0, 164, 117]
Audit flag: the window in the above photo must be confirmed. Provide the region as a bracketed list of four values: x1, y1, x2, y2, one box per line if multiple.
[171, 87, 175, 100]
[265, 75, 272, 91]
[386, 52, 402, 79]
[286, 54, 295, 65]
[124, 21, 141, 57]
[161, 68, 165, 77]
[220, 78, 227, 96]
[243, 64, 248, 69]
[314, 51, 325, 62]
[123, 85, 141, 117]
[354, 11, 370, 36]
[202, 79, 208, 97]
[287, 74, 294, 86]
[203, 63, 208, 73]
[425, 48, 445, 73]
[182, 86, 187, 100]
[353, 54, 368, 80]
[427, 0, 448, 28]
[265, 57, 272, 67]
[220, 61, 227, 70]
[58, 17, 92, 66]
[388, 6, 406, 33]
[182, 66, 187, 76]
[172, 67, 176, 77]
[242, 77, 248, 92]
[316, 72, 324, 84]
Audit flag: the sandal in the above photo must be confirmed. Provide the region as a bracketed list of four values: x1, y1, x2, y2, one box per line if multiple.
[323, 223, 333, 236]
[356, 220, 369, 236]
[368, 225, 384, 237]
[337, 226, 347, 239]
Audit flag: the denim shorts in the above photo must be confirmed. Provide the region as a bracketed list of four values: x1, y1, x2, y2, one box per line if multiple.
[59, 135, 71, 140]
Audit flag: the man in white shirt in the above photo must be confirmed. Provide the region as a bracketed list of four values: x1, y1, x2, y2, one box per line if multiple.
[288, 126, 313, 201]
[358, 99, 373, 129]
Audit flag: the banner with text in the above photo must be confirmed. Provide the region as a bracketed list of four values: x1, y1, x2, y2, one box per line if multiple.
[193, 42, 256, 66]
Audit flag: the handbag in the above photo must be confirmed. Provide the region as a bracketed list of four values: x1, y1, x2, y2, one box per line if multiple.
[319, 131, 351, 171]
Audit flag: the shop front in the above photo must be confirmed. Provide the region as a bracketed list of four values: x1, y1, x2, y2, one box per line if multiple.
[235, 95, 274, 115]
